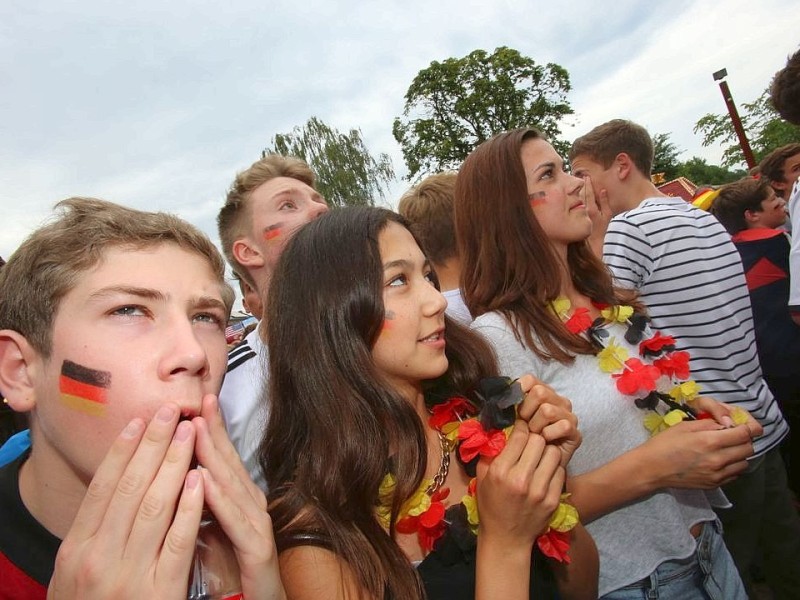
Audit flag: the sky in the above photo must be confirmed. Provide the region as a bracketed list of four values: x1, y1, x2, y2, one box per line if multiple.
[1, 0, 797, 300]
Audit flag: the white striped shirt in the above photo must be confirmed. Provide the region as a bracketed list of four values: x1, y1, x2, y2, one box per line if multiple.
[603, 196, 787, 456]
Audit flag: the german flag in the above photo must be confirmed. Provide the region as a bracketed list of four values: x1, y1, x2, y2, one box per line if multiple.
[59, 360, 111, 416]
[263, 223, 283, 241]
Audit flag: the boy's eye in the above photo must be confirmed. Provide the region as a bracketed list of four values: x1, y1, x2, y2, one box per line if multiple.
[112, 305, 146, 317]
[194, 313, 224, 328]
[279, 201, 297, 210]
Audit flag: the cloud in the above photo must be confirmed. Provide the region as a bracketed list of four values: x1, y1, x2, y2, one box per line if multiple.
[1, 0, 797, 261]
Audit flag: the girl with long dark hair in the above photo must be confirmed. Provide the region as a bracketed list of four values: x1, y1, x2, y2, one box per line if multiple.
[454, 128, 758, 599]
[260, 207, 597, 599]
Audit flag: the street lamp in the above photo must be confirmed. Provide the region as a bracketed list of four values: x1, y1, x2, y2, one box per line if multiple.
[712, 68, 756, 169]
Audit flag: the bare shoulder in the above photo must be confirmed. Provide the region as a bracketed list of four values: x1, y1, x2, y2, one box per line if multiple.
[280, 545, 375, 600]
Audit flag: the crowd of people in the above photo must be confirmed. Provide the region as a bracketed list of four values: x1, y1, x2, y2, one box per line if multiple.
[0, 48, 798, 600]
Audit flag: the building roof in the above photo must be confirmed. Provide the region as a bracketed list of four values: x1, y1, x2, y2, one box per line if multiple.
[657, 177, 698, 202]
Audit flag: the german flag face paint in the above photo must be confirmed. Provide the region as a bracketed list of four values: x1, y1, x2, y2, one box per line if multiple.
[528, 191, 547, 206]
[59, 360, 111, 416]
[263, 223, 284, 242]
[380, 310, 396, 335]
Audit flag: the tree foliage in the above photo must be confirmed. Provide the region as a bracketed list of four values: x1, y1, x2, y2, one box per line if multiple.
[695, 88, 800, 168]
[652, 133, 682, 181]
[675, 157, 746, 186]
[393, 47, 573, 179]
[264, 117, 395, 208]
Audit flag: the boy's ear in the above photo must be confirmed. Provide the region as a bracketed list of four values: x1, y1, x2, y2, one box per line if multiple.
[232, 237, 265, 269]
[614, 153, 634, 181]
[0, 330, 40, 412]
[744, 209, 762, 226]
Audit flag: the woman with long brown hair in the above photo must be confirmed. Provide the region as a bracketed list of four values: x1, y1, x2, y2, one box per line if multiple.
[454, 128, 758, 599]
[259, 206, 597, 599]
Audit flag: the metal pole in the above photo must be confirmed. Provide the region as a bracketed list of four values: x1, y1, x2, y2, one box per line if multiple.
[713, 69, 757, 169]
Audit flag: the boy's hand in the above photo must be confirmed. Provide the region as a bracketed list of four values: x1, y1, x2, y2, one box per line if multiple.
[193, 394, 284, 600]
[516, 375, 581, 468]
[48, 403, 204, 599]
[690, 396, 763, 438]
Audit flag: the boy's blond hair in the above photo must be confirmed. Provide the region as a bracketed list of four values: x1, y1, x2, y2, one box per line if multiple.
[217, 154, 316, 286]
[397, 172, 459, 265]
[0, 197, 234, 357]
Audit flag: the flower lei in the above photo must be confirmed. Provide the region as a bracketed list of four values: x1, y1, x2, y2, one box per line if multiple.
[550, 297, 748, 434]
[377, 378, 580, 563]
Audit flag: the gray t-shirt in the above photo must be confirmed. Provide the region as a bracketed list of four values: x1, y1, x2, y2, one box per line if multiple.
[472, 312, 726, 596]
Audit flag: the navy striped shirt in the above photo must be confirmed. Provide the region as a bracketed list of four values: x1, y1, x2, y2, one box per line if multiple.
[603, 196, 787, 456]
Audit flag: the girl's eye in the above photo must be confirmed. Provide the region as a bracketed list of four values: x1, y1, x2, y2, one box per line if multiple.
[112, 305, 146, 317]
[540, 168, 554, 180]
[387, 274, 407, 287]
[424, 271, 436, 285]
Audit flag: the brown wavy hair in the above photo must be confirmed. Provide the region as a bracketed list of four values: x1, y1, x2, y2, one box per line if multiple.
[260, 206, 497, 599]
[454, 128, 642, 364]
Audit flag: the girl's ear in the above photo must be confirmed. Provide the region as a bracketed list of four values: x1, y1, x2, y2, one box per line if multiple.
[0, 330, 40, 412]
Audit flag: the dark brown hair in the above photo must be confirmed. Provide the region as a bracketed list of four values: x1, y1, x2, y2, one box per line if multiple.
[455, 128, 642, 364]
[758, 143, 800, 187]
[710, 177, 772, 234]
[261, 207, 497, 599]
[771, 48, 800, 125]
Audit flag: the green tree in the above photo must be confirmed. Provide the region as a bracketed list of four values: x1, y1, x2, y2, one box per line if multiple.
[675, 157, 746, 186]
[652, 133, 682, 181]
[264, 117, 395, 208]
[695, 88, 800, 168]
[393, 46, 573, 180]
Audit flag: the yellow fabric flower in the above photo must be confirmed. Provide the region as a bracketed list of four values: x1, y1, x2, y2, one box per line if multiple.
[644, 409, 688, 435]
[669, 380, 700, 403]
[548, 495, 579, 532]
[730, 407, 749, 426]
[551, 297, 571, 318]
[601, 305, 634, 323]
[597, 338, 629, 372]
[462, 493, 479, 533]
[401, 481, 433, 517]
[440, 420, 461, 445]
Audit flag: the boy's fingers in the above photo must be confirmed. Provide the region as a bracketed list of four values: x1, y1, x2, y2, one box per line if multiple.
[154, 469, 204, 587]
[126, 420, 196, 560]
[66, 418, 145, 542]
[94, 403, 181, 556]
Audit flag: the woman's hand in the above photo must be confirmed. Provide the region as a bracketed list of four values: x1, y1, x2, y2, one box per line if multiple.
[516, 375, 581, 468]
[476, 421, 565, 547]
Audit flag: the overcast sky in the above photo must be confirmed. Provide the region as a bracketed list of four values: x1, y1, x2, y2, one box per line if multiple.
[2, 0, 797, 283]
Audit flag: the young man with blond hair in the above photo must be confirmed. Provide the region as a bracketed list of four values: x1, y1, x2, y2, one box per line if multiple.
[0, 198, 281, 598]
[571, 120, 800, 598]
[217, 155, 328, 488]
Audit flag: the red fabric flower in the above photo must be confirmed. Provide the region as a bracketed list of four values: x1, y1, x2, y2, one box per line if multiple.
[428, 397, 475, 429]
[564, 307, 592, 334]
[537, 529, 571, 563]
[396, 489, 449, 552]
[591, 300, 610, 310]
[457, 419, 507, 462]
[639, 331, 676, 355]
[653, 351, 690, 379]
[613, 358, 661, 395]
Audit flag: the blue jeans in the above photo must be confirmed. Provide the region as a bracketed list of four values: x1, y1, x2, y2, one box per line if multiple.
[601, 520, 746, 600]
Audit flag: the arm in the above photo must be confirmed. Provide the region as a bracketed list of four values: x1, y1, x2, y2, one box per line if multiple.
[549, 523, 598, 600]
[602, 215, 653, 290]
[566, 419, 754, 523]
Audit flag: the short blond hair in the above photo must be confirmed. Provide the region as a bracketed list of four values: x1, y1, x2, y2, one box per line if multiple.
[217, 154, 316, 286]
[0, 197, 234, 357]
[397, 172, 458, 265]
